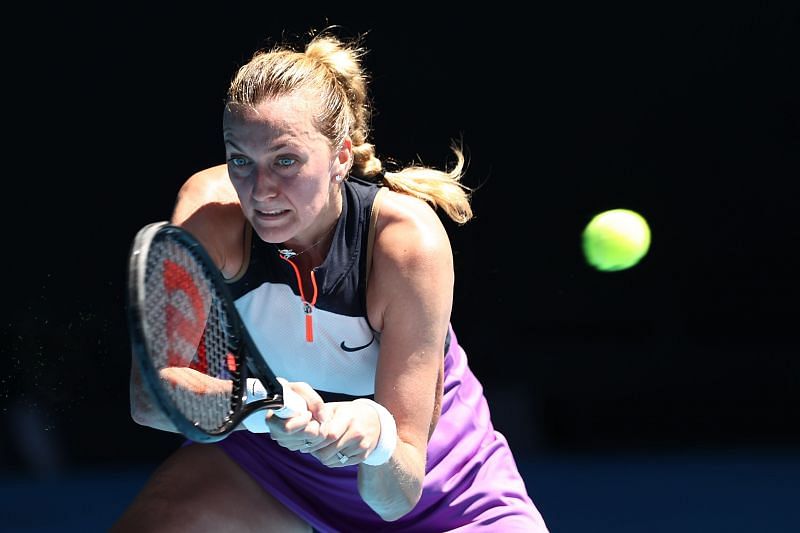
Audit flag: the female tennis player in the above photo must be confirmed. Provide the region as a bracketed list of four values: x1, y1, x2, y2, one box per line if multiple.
[113, 28, 549, 532]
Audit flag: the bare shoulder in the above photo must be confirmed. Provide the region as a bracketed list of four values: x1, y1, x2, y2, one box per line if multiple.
[368, 190, 454, 333]
[374, 190, 452, 260]
[170, 164, 246, 273]
[172, 164, 240, 225]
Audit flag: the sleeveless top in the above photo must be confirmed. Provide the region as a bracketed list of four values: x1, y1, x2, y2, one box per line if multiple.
[215, 177, 548, 530]
[226, 177, 386, 399]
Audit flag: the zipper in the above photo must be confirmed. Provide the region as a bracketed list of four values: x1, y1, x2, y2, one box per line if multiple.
[278, 253, 318, 342]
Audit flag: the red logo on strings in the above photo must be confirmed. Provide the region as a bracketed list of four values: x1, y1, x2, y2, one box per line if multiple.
[162, 258, 209, 374]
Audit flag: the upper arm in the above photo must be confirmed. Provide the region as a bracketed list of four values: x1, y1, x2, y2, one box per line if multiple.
[368, 192, 454, 453]
[170, 164, 245, 274]
[128, 165, 246, 429]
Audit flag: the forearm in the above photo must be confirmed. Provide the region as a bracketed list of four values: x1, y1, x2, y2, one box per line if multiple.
[356, 441, 425, 521]
[130, 388, 180, 433]
[129, 362, 179, 433]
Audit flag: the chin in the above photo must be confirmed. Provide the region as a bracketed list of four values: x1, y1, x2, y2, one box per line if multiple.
[252, 225, 290, 245]
[247, 205, 293, 232]
[246, 217, 289, 243]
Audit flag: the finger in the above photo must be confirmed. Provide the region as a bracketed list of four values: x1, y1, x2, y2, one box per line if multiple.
[334, 450, 351, 467]
[288, 382, 330, 423]
[295, 419, 339, 453]
[288, 420, 324, 452]
[265, 408, 313, 435]
[317, 406, 349, 441]
[315, 447, 359, 468]
[287, 436, 318, 452]
[159, 367, 232, 395]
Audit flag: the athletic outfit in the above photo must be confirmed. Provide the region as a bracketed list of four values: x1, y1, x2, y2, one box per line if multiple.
[211, 177, 548, 531]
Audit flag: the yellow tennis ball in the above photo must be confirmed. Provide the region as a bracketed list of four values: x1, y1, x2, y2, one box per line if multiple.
[582, 208, 651, 271]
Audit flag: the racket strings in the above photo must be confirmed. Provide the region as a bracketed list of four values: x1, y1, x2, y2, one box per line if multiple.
[144, 237, 243, 432]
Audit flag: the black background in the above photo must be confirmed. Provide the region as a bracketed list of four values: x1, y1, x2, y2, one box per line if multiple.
[2, 4, 798, 476]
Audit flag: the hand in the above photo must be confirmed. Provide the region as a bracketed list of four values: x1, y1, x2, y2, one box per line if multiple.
[305, 399, 382, 468]
[159, 366, 232, 395]
[264, 381, 331, 452]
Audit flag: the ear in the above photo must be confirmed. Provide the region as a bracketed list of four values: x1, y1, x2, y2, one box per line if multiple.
[333, 137, 353, 177]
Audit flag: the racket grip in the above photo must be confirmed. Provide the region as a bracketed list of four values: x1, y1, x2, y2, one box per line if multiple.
[273, 377, 308, 418]
[242, 378, 270, 433]
[241, 378, 308, 433]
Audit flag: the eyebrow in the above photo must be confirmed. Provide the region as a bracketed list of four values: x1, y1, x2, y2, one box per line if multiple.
[223, 138, 244, 152]
[223, 137, 291, 153]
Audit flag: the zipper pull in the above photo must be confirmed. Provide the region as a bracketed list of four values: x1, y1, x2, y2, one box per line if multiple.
[279, 252, 318, 344]
[303, 302, 314, 342]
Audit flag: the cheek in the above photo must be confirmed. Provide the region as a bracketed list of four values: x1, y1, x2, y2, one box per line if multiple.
[289, 176, 327, 205]
[228, 178, 253, 209]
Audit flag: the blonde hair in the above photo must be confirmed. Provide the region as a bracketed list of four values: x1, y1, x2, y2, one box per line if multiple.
[227, 30, 473, 224]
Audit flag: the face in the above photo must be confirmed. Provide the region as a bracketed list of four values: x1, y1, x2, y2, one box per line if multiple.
[223, 93, 349, 246]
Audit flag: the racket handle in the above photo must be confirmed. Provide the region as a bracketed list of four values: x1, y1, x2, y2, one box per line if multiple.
[242, 378, 270, 433]
[242, 378, 309, 433]
[273, 377, 308, 418]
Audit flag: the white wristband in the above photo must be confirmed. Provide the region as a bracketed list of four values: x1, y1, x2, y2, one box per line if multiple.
[355, 398, 397, 466]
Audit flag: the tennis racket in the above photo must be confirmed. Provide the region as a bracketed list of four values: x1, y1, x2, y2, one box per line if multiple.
[126, 221, 307, 443]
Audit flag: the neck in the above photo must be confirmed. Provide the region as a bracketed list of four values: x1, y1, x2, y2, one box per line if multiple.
[281, 189, 343, 256]
[279, 217, 338, 263]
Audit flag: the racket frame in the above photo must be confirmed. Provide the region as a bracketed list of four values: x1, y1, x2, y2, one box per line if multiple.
[127, 221, 291, 442]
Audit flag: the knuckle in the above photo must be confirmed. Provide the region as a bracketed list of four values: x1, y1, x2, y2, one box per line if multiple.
[356, 441, 371, 454]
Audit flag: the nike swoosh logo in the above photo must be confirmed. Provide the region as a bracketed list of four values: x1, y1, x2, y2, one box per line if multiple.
[340, 335, 375, 352]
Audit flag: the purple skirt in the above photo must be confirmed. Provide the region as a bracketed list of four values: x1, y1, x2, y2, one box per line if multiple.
[214, 327, 549, 532]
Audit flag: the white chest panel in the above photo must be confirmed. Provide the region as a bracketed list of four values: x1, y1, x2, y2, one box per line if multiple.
[235, 282, 379, 395]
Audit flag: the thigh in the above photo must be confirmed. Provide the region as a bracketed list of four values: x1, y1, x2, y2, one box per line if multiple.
[110, 443, 311, 533]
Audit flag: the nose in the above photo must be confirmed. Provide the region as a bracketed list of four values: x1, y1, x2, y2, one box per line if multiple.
[251, 167, 279, 201]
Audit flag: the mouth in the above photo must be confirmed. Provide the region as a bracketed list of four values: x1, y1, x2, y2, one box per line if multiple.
[254, 208, 290, 220]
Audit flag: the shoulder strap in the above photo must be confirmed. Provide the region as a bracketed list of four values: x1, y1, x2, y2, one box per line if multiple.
[224, 220, 252, 283]
[366, 187, 388, 284]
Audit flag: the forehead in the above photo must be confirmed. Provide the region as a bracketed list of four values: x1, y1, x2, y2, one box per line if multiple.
[223, 93, 326, 143]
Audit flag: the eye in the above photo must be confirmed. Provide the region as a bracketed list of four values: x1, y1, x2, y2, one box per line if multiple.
[276, 157, 296, 168]
[227, 156, 248, 167]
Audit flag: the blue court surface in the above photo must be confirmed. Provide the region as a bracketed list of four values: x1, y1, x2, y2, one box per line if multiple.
[1, 451, 798, 532]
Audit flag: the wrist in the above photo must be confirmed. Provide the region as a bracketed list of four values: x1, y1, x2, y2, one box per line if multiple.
[355, 398, 398, 466]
